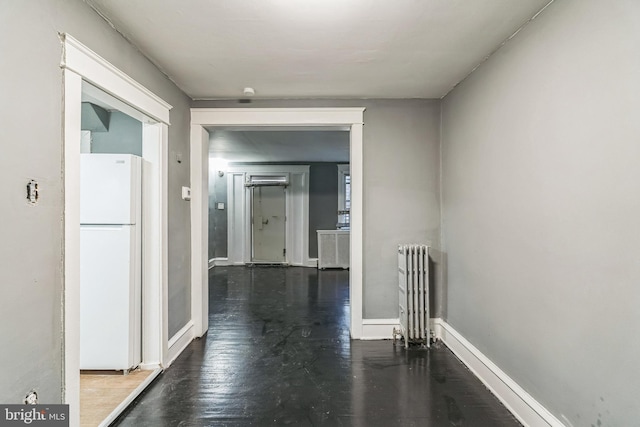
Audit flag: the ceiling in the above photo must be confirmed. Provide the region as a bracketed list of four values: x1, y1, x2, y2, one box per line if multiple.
[85, 0, 551, 100]
[208, 130, 349, 163]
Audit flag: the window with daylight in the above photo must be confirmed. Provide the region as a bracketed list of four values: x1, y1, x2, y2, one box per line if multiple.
[337, 164, 350, 230]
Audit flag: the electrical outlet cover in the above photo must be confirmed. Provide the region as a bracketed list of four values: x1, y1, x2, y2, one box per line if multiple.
[181, 186, 191, 201]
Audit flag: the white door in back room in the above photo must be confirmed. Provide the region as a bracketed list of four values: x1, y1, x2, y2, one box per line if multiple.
[252, 186, 286, 263]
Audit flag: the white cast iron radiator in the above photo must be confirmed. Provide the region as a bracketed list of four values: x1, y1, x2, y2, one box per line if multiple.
[394, 245, 430, 348]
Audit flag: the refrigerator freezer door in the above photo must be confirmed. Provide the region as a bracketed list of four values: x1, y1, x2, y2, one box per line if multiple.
[80, 154, 141, 225]
[80, 225, 141, 370]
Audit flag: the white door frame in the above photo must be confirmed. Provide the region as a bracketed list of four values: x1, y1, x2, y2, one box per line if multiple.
[225, 165, 311, 267]
[190, 108, 365, 339]
[62, 35, 171, 427]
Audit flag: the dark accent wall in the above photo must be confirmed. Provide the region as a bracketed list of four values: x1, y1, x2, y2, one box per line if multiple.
[308, 163, 340, 258]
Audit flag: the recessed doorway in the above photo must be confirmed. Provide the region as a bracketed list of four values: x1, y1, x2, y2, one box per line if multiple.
[251, 185, 287, 264]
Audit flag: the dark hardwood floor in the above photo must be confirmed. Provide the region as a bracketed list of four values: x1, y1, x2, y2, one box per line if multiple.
[114, 266, 521, 426]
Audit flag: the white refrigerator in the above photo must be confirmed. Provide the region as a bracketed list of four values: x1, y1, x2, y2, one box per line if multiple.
[79, 153, 142, 371]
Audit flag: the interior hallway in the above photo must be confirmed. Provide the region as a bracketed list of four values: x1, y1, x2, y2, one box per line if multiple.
[114, 267, 520, 426]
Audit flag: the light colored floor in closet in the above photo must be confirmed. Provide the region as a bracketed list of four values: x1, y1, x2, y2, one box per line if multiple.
[80, 369, 153, 427]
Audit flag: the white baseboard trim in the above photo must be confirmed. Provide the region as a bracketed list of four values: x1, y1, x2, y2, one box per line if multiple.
[213, 259, 320, 268]
[166, 321, 194, 367]
[361, 318, 398, 340]
[289, 261, 318, 268]
[97, 367, 161, 427]
[433, 318, 565, 427]
[211, 257, 233, 267]
[227, 261, 317, 268]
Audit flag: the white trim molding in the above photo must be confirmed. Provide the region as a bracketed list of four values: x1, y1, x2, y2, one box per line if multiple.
[142, 123, 170, 369]
[191, 125, 210, 339]
[361, 319, 399, 340]
[166, 321, 195, 367]
[191, 107, 365, 340]
[63, 69, 82, 427]
[433, 319, 565, 427]
[62, 34, 172, 124]
[210, 257, 233, 267]
[348, 122, 364, 338]
[192, 108, 364, 128]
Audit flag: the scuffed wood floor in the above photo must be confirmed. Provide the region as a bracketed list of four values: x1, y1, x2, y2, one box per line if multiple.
[114, 266, 522, 427]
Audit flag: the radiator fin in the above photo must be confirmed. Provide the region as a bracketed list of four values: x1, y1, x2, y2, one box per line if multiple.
[396, 244, 430, 348]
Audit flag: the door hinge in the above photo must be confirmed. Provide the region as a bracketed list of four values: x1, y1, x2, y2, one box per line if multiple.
[283, 248, 286, 257]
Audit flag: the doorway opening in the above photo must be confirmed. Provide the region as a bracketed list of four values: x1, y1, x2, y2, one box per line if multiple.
[78, 90, 148, 426]
[190, 108, 365, 339]
[62, 35, 170, 426]
[251, 185, 287, 264]
[208, 130, 348, 268]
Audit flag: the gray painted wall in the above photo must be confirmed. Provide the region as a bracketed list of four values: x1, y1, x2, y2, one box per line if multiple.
[195, 99, 442, 319]
[441, 0, 640, 425]
[0, 0, 191, 403]
[89, 111, 143, 156]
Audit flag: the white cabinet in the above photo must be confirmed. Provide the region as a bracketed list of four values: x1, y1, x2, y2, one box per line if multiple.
[317, 230, 350, 269]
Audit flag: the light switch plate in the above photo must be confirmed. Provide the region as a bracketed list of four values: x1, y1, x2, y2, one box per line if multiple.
[217, 202, 225, 210]
[181, 186, 191, 201]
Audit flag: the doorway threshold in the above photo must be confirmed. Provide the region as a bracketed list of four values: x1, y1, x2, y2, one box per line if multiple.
[80, 367, 162, 427]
